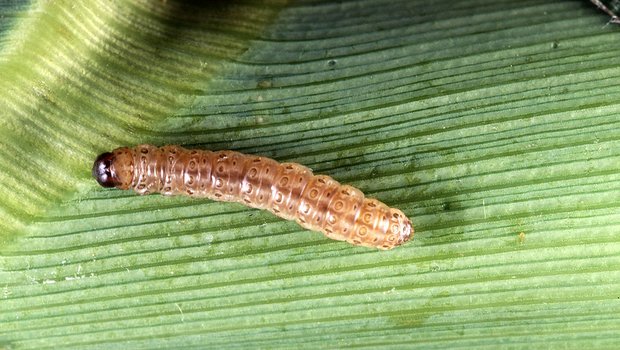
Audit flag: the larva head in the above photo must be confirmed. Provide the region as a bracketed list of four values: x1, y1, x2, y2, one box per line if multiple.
[92, 148, 134, 190]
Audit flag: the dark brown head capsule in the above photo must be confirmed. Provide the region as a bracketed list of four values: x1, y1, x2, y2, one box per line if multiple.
[92, 152, 121, 188]
[93, 147, 135, 190]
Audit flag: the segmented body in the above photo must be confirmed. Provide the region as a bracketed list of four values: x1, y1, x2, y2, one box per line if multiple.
[97, 144, 412, 249]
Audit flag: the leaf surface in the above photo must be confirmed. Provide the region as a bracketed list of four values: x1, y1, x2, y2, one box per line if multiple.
[1, 1, 619, 349]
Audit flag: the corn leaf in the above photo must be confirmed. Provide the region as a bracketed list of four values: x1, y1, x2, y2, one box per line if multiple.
[1, 1, 620, 349]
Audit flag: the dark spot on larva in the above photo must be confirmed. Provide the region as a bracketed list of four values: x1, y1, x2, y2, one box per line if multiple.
[253, 158, 261, 163]
[333, 201, 344, 211]
[214, 192, 222, 198]
[245, 183, 253, 193]
[382, 244, 390, 249]
[186, 189, 194, 196]
[244, 198, 251, 204]
[168, 156, 174, 162]
[326, 192, 331, 198]
[229, 187, 234, 193]
[301, 203, 310, 214]
[280, 177, 289, 186]
[341, 189, 350, 196]
[363, 213, 372, 223]
[285, 165, 293, 170]
[309, 189, 319, 199]
[232, 161, 237, 166]
[202, 158, 207, 164]
[140, 155, 147, 162]
[327, 216, 336, 224]
[248, 168, 258, 178]
[316, 216, 321, 222]
[318, 178, 326, 184]
[393, 213, 400, 219]
[218, 153, 226, 159]
[299, 177, 304, 183]
[373, 237, 379, 242]
[273, 208, 280, 213]
[299, 217, 306, 224]
[275, 192, 283, 203]
[259, 195, 264, 201]
[215, 179, 223, 188]
[358, 227, 368, 236]
[265, 168, 270, 174]
[189, 160, 196, 169]
[190, 150, 198, 155]
[353, 205, 358, 211]
[289, 205, 293, 210]
[325, 228, 333, 235]
[187, 175, 194, 184]
[137, 184, 146, 190]
[140, 148, 148, 154]
[164, 186, 171, 192]
[218, 165, 224, 173]
[353, 239, 361, 245]
[343, 228, 348, 233]
[368, 202, 376, 208]
[387, 234, 396, 242]
[391, 224, 400, 234]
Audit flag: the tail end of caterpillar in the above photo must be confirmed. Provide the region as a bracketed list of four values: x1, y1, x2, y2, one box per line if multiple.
[92, 149, 134, 190]
[401, 217, 414, 245]
[380, 210, 413, 250]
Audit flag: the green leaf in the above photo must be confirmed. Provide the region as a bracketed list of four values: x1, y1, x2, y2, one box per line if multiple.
[2, 0, 620, 349]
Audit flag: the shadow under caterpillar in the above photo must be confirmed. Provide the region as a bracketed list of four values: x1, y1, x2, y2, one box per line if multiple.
[93, 144, 412, 250]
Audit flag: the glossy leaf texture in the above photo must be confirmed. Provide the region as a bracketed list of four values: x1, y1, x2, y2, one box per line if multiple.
[1, 1, 620, 349]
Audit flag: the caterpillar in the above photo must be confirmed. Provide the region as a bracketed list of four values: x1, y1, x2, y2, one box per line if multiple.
[92, 144, 412, 250]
